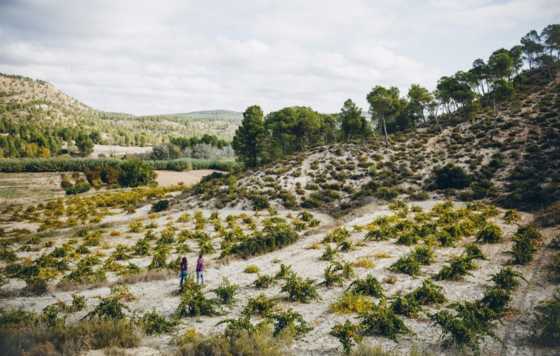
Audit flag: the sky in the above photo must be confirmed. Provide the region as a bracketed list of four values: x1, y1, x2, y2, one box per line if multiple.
[0, 0, 558, 115]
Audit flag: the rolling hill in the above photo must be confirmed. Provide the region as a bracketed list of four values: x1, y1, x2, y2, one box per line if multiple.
[0, 73, 241, 148]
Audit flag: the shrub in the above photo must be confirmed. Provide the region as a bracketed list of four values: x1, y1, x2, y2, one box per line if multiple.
[396, 232, 418, 246]
[347, 274, 384, 298]
[432, 164, 471, 189]
[320, 245, 338, 261]
[230, 224, 299, 258]
[151, 199, 170, 212]
[141, 310, 177, 335]
[509, 236, 536, 265]
[0, 314, 140, 355]
[176, 284, 219, 317]
[330, 292, 374, 314]
[434, 256, 476, 281]
[133, 238, 150, 256]
[409, 280, 446, 305]
[110, 284, 136, 302]
[359, 302, 410, 340]
[177, 324, 287, 356]
[22, 277, 49, 296]
[274, 264, 294, 280]
[411, 245, 434, 265]
[479, 287, 511, 315]
[281, 274, 319, 303]
[464, 243, 485, 260]
[436, 230, 456, 247]
[532, 289, 560, 346]
[250, 194, 270, 210]
[390, 294, 421, 317]
[254, 274, 275, 289]
[322, 261, 354, 288]
[269, 309, 312, 338]
[216, 315, 256, 337]
[213, 278, 239, 304]
[475, 224, 503, 243]
[516, 224, 542, 241]
[509, 225, 542, 265]
[351, 257, 375, 269]
[242, 294, 277, 317]
[331, 320, 363, 354]
[68, 294, 87, 312]
[85, 296, 130, 320]
[431, 301, 496, 351]
[148, 247, 169, 270]
[244, 265, 260, 274]
[503, 209, 521, 224]
[324, 227, 350, 243]
[389, 255, 420, 276]
[64, 181, 91, 195]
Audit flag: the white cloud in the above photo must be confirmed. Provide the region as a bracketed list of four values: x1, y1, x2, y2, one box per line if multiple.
[0, 0, 557, 115]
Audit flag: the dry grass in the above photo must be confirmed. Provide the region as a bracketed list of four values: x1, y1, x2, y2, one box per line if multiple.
[352, 257, 375, 269]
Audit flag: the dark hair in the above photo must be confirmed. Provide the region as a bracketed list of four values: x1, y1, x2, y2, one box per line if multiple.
[181, 257, 187, 267]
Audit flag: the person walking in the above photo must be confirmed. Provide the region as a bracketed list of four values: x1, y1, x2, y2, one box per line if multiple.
[196, 253, 204, 285]
[179, 256, 188, 290]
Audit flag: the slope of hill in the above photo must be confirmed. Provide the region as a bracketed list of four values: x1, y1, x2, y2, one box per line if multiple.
[183, 71, 560, 215]
[165, 110, 242, 121]
[0, 73, 241, 147]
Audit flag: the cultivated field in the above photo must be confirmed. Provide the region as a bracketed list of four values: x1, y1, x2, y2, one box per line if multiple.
[1, 185, 558, 355]
[155, 170, 216, 187]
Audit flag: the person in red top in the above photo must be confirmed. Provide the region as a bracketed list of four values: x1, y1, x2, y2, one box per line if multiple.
[196, 253, 204, 285]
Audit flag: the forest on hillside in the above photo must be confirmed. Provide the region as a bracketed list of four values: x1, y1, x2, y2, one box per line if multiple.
[231, 24, 559, 168]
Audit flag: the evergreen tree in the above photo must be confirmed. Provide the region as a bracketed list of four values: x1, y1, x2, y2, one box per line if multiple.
[232, 105, 268, 167]
[339, 99, 369, 141]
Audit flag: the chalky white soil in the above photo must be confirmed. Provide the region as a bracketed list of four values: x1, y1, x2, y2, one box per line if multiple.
[1, 196, 557, 356]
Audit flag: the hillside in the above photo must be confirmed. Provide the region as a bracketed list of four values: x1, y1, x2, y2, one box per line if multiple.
[184, 70, 560, 215]
[0, 73, 241, 148]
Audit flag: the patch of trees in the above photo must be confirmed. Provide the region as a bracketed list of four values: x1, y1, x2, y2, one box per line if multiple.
[233, 23, 560, 166]
[232, 106, 337, 167]
[151, 134, 234, 160]
[81, 160, 155, 189]
[0, 116, 102, 158]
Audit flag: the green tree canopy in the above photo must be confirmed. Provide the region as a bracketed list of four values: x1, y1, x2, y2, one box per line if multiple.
[232, 105, 269, 167]
[265, 106, 334, 158]
[339, 99, 370, 141]
[75, 133, 94, 157]
[407, 84, 433, 126]
[367, 86, 402, 145]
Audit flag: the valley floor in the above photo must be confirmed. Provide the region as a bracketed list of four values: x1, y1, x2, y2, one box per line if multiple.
[1, 194, 558, 355]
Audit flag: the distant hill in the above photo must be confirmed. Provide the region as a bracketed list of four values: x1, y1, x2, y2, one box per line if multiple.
[162, 110, 243, 121]
[0, 73, 241, 147]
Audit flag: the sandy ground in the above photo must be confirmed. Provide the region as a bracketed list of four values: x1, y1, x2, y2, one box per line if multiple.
[1, 197, 556, 356]
[90, 144, 153, 158]
[155, 170, 217, 187]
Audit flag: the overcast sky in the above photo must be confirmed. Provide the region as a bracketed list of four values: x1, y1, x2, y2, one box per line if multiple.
[0, 0, 558, 115]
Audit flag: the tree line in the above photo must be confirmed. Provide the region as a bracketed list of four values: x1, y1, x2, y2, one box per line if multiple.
[233, 24, 560, 167]
[0, 115, 102, 158]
